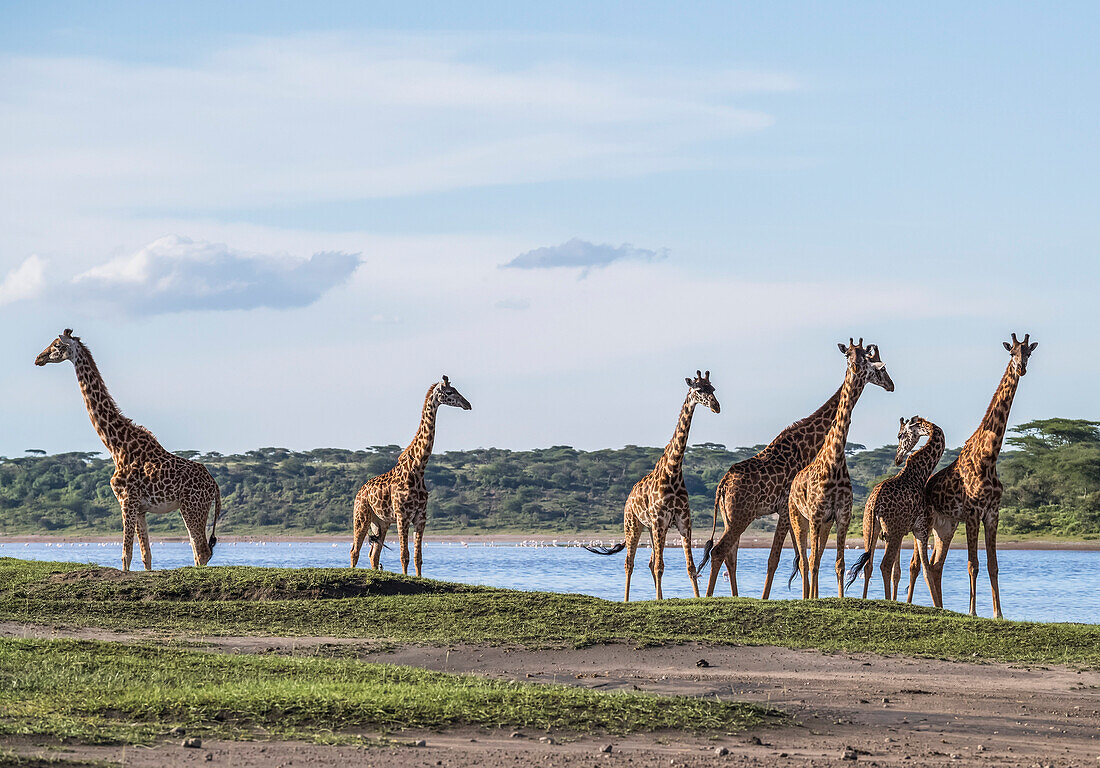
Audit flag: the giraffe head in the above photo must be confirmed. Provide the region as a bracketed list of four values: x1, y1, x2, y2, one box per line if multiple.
[895, 415, 931, 465]
[837, 338, 894, 391]
[35, 329, 80, 367]
[684, 370, 721, 413]
[1002, 332, 1037, 376]
[435, 375, 472, 410]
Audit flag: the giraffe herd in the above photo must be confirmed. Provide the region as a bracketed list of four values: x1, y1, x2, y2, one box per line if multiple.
[34, 328, 1036, 618]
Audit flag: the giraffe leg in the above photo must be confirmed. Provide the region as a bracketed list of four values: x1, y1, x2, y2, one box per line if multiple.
[862, 515, 881, 599]
[788, 508, 810, 599]
[927, 516, 957, 609]
[965, 515, 981, 616]
[834, 512, 850, 598]
[120, 502, 137, 573]
[762, 503, 790, 600]
[905, 543, 921, 603]
[810, 519, 829, 599]
[398, 518, 411, 576]
[916, 535, 937, 605]
[623, 517, 642, 603]
[649, 525, 667, 600]
[983, 511, 1004, 619]
[705, 530, 731, 598]
[725, 543, 739, 597]
[414, 522, 425, 578]
[880, 534, 903, 601]
[891, 554, 902, 601]
[673, 516, 699, 598]
[369, 522, 390, 570]
[350, 498, 370, 568]
[135, 512, 153, 571]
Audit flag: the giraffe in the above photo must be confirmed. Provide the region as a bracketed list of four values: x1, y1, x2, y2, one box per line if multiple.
[846, 415, 945, 602]
[585, 371, 720, 601]
[924, 333, 1037, 619]
[35, 329, 223, 571]
[788, 340, 894, 599]
[701, 382, 847, 599]
[351, 376, 471, 576]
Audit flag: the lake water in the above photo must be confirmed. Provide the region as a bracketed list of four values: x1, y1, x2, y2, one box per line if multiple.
[2, 540, 1097, 624]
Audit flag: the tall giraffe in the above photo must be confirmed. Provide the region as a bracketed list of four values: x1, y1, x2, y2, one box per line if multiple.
[924, 333, 1037, 619]
[351, 376, 471, 576]
[35, 329, 223, 571]
[701, 383, 846, 599]
[788, 340, 894, 599]
[846, 415, 945, 601]
[585, 371, 720, 601]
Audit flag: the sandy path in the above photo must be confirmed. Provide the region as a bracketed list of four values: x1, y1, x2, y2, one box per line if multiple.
[2, 623, 1098, 767]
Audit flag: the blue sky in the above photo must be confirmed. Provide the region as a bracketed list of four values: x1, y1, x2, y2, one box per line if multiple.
[0, 2, 1096, 457]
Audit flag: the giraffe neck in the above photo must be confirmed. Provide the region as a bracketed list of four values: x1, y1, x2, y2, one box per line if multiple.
[70, 343, 143, 462]
[398, 384, 440, 477]
[758, 383, 844, 467]
[966, 361, 1021, 465]
[659, 393, 697, 474]
[817, 364, 867, 470]
[900, 423, 946, 484]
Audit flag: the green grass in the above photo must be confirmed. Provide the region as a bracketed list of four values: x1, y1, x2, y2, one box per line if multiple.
[2, 558, 1098, 667]
[0, 638, 773, 745]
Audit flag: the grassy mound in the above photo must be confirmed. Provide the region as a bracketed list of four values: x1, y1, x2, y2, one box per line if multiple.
[0, 638, 775, 745]
[2, 558, 1098, 667]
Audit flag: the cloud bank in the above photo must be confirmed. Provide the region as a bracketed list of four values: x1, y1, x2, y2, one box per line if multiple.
[0, 255, 46, 306]
[69, 236, 360, 315]
[503, 238, 668, 274]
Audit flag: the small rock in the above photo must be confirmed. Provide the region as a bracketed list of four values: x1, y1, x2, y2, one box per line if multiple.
[976, 744, 985, 752]
[539, 736, 555, 744]
[881, 697, 890, 704]
[182, 737, 202, 749]
[601, 744, 613, 753]
[414, 739, 426, 747]
[168, 726, 186, 736]
[204, 755, 213, 763]
[842, 746, 859, 760]
[884, 737, 895, 743]
[696, 658, 710, 668]
[747, 736, 762, 746]
[714, 746, 729, 756]
[950, 754, 961, 760]
[779, 753, 788, 759]
[510, 731, 524, 738]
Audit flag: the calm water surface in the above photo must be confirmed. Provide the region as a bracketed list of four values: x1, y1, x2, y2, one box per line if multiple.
[3, 541, 1096, 624]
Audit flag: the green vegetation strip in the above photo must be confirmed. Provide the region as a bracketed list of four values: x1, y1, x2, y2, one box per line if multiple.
[2, 559, 1098, 667]
[5, 417, 1098, 538]
[0, 638, 773, 745]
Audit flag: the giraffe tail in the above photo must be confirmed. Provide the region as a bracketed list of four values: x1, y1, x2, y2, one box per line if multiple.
[845, 550, 873, 590]
[787, 557, 801, 589]
[584, 542, 626, 556]
[208, 485, 223, 554]
[697, 484, 724, 570]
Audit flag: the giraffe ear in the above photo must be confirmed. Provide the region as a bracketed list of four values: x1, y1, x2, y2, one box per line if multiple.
[685, 377, 693, 387]
[1028, 342, 1038, 353]
[63, 329, 73, 338]
[1003, 341, 1012, 352]
[838, 343, 848, 354]
[900, 417, 906, 427]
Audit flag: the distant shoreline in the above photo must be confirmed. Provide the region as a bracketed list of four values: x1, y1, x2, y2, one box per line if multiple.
[2, 532, 1098, 551]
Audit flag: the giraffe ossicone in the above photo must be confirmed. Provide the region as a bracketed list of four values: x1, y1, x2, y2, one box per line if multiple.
[35, 329, 223, 572]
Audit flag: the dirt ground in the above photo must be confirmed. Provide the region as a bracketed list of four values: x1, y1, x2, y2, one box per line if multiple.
[2, 624, 1098, 768]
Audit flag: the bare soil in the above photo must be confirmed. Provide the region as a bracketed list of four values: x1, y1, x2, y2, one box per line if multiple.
[2, 623, 1098, 767]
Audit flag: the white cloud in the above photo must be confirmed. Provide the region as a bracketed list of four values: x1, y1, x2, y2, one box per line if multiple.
[0, 35, 791, 211]
[503, 238, 667, 274]
[69, 235, 360, 315]
[0, 255, 46, 306]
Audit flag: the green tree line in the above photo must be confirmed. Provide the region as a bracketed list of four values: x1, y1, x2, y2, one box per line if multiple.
[0, 419, 1095, 538]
